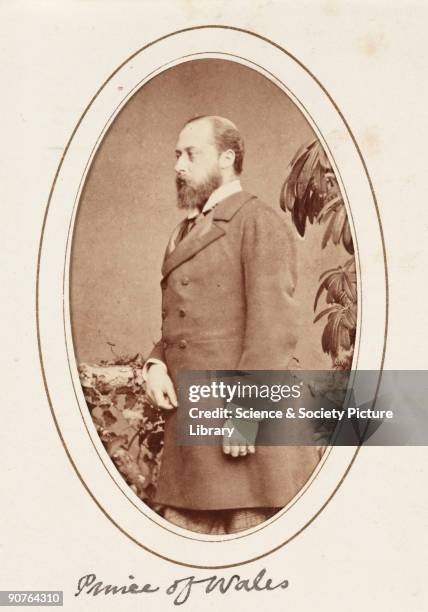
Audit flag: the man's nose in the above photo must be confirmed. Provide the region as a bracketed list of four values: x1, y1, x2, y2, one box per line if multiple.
[175, 154, 187, 174]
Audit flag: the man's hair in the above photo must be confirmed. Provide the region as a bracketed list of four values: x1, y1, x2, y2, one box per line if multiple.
[185, 115, 245, 175]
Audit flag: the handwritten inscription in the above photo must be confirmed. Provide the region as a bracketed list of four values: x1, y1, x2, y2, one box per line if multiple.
[75, 568, 289, 605]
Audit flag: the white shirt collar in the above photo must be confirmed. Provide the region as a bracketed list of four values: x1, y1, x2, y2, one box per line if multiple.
[186, 179, 242, 219]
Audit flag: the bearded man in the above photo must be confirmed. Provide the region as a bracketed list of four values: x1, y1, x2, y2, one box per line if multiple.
[143, 115, 319, 534]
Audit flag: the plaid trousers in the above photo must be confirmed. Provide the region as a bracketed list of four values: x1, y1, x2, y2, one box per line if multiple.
[161, 506, 280, 534]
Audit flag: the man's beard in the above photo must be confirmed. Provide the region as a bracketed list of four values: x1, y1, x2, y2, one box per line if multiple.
[176, 171, 222, 210]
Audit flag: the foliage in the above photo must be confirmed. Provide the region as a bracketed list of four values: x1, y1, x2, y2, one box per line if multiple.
[78, 353, 164, 505]
[280, 139, 354, 254]
[281, 139, 357, 368]
[313, 259, 357, 367]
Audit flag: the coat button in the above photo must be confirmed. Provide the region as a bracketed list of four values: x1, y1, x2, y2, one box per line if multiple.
[181, 277, 190, 285]
[179, 339, 187, 349]
[161, 309, 167, 320]
[178, 308, 186, 317]
[163, 340, 168, 349]
[160, 279, 167, 290]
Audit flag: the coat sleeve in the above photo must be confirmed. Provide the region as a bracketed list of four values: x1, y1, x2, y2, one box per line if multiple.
[141, 340, 167, 381]
[236, 204, 300, 371]
[147, 338, 166, 363]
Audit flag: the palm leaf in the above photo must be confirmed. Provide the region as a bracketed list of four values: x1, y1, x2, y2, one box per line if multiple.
[280, 140, 329, 236]
[280, 145, 312, 212]
[314, 304, 341, 324]
[317, 305, 356, 357]
[342, 220, 354, 254]
[281, 138, 354, 254]
[314, 265, 357, 311]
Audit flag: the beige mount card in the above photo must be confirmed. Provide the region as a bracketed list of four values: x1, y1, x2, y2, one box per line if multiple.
[2, 2, 427, 611]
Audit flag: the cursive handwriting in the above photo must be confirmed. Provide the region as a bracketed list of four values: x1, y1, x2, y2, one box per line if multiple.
[75, 568, 289, 605]
[166, 568, 289, 605]
[75, 574, 159, 596]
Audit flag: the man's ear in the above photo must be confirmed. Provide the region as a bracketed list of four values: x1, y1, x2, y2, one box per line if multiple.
[219, 148, 235, 170]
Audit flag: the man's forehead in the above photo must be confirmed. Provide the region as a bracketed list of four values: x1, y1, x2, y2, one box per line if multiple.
[176, 119, 215, 149]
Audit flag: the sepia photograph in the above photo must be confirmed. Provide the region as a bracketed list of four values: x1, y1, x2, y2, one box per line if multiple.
[6, 3, 426, 608]
[70, 58, 357, 535]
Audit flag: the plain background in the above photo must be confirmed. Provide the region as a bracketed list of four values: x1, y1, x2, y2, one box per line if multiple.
[2, 2, 428, 611]
[71, 58, 344, 369]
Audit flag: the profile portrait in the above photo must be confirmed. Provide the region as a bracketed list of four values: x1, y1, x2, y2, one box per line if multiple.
[71, 58, 357, 535]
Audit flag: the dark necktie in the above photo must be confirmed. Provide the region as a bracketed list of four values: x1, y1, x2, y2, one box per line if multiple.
[176, 209, 209, 245]
[176, 217, 198, 244]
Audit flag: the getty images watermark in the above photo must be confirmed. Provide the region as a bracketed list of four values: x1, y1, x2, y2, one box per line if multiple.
[175, 370, 428, 446]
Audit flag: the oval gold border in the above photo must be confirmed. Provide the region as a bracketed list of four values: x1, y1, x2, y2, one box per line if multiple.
[36, 25, 388, 569]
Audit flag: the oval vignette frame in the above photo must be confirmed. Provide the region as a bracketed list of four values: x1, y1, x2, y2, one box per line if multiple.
[37, 26, 388, 568]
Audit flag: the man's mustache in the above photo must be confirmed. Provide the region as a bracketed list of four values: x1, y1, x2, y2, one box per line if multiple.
[176, 176, 190, 189]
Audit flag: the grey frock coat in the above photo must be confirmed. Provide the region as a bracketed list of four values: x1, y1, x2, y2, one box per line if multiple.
[148, 190, 319, 510]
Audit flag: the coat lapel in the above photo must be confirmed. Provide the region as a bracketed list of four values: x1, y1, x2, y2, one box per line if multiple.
[161, 191, 255, 279]
[161, 220, 225, 279]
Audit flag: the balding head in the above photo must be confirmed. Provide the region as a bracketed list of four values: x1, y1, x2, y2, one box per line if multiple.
[184, 115, 244, 175]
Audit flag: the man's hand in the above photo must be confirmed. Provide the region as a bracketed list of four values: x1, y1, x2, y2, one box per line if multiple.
[223, 418, 257, 458]
[145, 364, 177, 410]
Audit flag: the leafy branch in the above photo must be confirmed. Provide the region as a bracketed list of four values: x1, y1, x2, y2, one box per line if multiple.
[281, 139, 357, 369]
